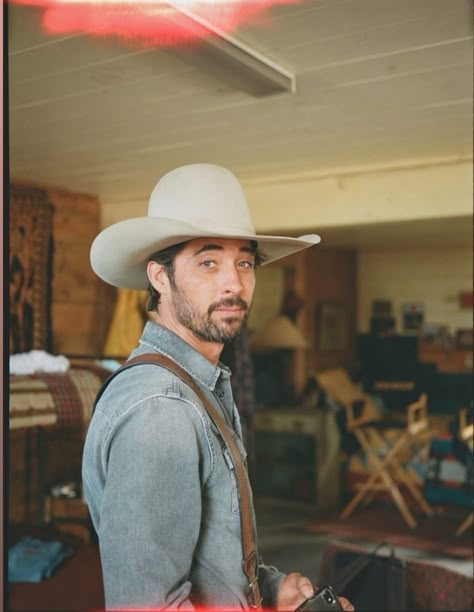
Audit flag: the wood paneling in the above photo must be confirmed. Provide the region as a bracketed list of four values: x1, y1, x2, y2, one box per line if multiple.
[47, 186, 104, 355]
[52, 304, 102, 355]
[11, 179, 115, 356]
[50, 194, 100, 241]
[304, 249, 357, 374]
[53, 242, 98, 303]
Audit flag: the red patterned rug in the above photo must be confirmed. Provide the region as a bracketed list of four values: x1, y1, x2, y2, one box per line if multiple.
[305, 504, 473, 559]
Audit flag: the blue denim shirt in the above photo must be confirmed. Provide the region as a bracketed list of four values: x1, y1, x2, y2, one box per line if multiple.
[82, 321, 285, 610]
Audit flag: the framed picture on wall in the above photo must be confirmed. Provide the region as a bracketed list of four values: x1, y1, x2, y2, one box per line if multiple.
[401, 302, 424, 332]
[317, 302, 347, 352]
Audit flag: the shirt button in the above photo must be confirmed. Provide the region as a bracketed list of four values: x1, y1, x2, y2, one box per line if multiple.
[218, 391, 225, 398]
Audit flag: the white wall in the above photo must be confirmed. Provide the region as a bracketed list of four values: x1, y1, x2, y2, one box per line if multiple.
[357, 246, 473, 334]
[245, 159, 473, 233]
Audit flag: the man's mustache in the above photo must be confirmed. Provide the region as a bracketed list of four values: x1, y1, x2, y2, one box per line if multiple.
[208, 297, 249, 314]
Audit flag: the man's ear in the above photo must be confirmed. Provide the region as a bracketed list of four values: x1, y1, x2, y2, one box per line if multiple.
[147, 261, 169, 294]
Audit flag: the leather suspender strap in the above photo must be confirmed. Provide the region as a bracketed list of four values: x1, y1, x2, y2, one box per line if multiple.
[95, 353, 262, 609]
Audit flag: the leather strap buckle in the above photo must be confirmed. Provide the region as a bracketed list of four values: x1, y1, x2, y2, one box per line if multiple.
[248, 576, 263, 609]
[244, 551, 262, 609]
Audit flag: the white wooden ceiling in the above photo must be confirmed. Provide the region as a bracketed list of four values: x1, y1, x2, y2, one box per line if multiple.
[8, 0, 473, 248]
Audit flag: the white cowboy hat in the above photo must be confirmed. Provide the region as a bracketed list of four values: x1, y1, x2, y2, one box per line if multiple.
[90, 163, 321, 289]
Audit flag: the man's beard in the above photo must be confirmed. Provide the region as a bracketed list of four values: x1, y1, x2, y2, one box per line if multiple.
[171, 285, 249, 343]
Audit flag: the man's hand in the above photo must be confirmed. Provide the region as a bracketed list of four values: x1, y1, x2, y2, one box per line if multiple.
[276, 572, 314, 611]
[276, 572, 354, 611]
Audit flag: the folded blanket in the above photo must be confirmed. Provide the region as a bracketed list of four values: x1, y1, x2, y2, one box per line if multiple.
[8, 537, 73, 583]
[10, 350, 70, 375]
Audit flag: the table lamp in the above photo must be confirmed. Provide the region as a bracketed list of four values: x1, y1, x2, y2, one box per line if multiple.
[251, 315, 308, 405]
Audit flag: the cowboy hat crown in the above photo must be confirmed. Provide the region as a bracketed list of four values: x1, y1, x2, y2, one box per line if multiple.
[148, 164, 255, 235]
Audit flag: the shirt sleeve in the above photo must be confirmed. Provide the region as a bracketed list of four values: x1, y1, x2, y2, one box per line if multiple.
[97, 396, 209, 610]
[258, 561, 287, 608]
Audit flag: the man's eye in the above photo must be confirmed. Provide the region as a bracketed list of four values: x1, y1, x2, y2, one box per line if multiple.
[201, 260, 216, 268]
[239, 260, 255, 269]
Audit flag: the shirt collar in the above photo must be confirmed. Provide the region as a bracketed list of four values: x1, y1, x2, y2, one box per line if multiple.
[132, 321, 230, 391]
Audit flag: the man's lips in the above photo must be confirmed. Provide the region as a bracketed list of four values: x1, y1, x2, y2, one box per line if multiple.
[213, 308, 245, 318]
[209, 298, 248, 315]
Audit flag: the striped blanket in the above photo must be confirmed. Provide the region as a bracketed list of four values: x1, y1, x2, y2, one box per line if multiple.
[9, 368, 107, 430]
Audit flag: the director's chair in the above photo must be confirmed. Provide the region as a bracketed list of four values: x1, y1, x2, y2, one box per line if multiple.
[340, 393, 434, 529]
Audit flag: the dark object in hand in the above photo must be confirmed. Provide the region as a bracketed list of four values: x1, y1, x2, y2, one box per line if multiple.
[296, 585, 344, 611]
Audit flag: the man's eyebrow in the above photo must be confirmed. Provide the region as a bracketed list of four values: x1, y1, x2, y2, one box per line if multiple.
[240, 245, 255, 255]
[193, 244, 224, 256]
[193, 244, 255, 256]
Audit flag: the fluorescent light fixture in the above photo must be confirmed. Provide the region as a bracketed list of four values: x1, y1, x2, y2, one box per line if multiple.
[16, 0, 295, 95]
[166, 1, 296, 96]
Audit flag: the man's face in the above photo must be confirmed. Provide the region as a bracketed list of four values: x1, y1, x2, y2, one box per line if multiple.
[166, 238, 256, 343]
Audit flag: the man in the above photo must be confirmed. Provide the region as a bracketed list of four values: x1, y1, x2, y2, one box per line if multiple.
[83, 164, 353, 611]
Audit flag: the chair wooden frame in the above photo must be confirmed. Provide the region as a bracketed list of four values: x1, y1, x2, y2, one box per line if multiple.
[340, 393, 434, 529]
[455, 407, 473, 537]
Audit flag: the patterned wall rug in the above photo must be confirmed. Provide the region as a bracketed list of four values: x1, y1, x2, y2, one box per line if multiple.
[10, 185, 54, 354]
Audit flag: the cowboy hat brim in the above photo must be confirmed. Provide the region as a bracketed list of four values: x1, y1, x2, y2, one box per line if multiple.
[90, 216, 321, 289]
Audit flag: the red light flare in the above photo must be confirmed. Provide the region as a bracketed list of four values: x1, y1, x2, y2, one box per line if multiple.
[9, 0, 299, 48]
[53, 607, 279, 612]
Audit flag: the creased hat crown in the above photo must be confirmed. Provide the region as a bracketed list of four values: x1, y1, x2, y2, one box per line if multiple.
[148, 164, 255, 235]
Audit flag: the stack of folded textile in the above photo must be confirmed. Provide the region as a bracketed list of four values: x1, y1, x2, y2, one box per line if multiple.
[8, 537, 73, 583]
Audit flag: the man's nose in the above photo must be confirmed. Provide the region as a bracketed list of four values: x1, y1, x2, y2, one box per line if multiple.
[220, 264, 244, 294]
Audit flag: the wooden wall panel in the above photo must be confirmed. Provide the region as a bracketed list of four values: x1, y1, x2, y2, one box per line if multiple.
[304, 249, 357, 374]
[50, 193, 100, 241]
[11, 179, 115, 356]
[48, 187, 104, 355]
[53, 242, 97, 303]
[52, 304, 103, 355]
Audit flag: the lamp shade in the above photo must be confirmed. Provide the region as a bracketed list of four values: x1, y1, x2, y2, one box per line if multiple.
[251, 315, 308, 350]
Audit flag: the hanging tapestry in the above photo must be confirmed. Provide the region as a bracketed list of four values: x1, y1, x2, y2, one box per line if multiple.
[10, 185, 54, 354]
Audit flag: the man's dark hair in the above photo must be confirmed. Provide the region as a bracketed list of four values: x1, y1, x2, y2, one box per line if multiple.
[147, 241, 187, 312]
[147, 239, 265, 312]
